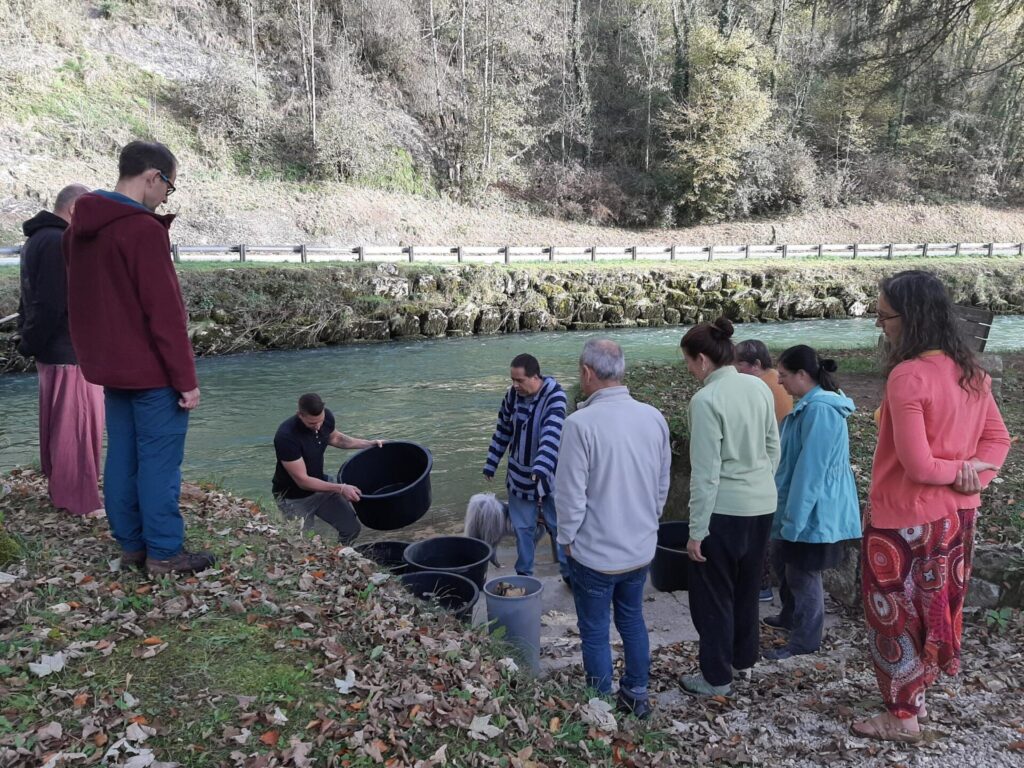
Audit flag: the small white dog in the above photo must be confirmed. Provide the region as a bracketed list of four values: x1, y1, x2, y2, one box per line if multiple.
[464, 492, 513, 567]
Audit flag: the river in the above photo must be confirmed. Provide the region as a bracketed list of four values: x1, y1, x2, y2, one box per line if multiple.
[2, 317, 1023, 538]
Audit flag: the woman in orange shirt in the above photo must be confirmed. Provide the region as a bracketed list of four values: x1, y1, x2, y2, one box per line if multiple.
[736, 339, 794, 602]
[852, 270, 1010, 743]
[735, 340, 793, 425]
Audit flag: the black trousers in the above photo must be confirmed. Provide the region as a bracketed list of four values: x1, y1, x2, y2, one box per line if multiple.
[688, 513, 773, 686]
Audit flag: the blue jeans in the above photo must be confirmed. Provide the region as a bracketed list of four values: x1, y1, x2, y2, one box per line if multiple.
[507, 493, 569, 578]
[104, 387, 189, 560]
[569, 558, 650, 698]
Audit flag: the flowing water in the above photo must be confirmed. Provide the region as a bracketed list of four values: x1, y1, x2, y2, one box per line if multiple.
[3, 317, 1023, 538]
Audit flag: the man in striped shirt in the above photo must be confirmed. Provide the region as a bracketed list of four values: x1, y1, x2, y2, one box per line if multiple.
[483, 353, 570, 582]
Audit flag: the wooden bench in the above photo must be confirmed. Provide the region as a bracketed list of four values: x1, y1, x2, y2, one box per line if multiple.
[953, 304, 995, 353]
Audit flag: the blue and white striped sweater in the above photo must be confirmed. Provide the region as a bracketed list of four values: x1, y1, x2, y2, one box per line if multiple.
[483, 376, 567, 501]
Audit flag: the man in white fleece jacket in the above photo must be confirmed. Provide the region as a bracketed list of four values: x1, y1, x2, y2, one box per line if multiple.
[555, 338, 671, 719]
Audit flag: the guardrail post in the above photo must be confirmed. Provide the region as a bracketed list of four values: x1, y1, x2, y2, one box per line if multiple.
[409, 245, 415, 263]
[954, 242, 961, 257]
[1019, 242, 1023, 256]
[504, 245, 510, 265]
[887, 243, 894, 260]
[707, 245, 714, 262]
[171, 244, 180, 263]
[457, 246, 464, 263]
[357, 245, 365, 262]
[816, 244, 823, 258]
[670, 245, 676, 261]
[299, 244, 308, 264]
[922, 242, 929, 258]
[630, 245, 637, 261]
[987, 242, 994, 257]
[590, 245, 597, 262]
[238, 244, 246, 263]
[744, 244, 750, 259]
[781, 244, 788, 259]
[549, 245, 555, 262]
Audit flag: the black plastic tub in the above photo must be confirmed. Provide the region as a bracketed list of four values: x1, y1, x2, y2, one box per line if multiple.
[337, 441, 432, 531]
[400, 570, 480, 623]
[355, 540, 412, 574]
[403, 536, 493, 590]
[650, 521, 689, 592]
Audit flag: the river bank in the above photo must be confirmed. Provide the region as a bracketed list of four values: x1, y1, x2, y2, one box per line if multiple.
[2, 469, 1023, 767]
[3, 258, 1024, 374]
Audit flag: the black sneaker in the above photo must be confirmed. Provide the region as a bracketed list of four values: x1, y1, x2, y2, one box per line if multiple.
[615, 690, 651, 720]
[146, 549, 216, 575]
[761, 615, 791, 632]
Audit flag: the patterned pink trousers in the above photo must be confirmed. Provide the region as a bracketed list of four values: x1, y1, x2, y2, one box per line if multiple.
[861, 509, 976, 718]
[37, 363, 105, 516]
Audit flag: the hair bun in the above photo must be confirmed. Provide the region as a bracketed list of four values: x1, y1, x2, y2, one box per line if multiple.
[820, 358, 838, 373]
[710, 316, 734, 340]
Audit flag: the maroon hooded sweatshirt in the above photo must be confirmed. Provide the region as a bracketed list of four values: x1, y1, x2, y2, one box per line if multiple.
[63, 192, 198, 393]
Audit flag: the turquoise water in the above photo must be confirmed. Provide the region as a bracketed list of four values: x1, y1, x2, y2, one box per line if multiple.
[2, 317, 1022, 536]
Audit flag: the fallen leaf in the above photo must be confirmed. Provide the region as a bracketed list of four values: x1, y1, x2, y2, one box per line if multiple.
[73, 692, 89, 708]
[142, 636, 163, 646]
[468, 714, 503, 741]
[334, 669, 357, 694]
[29, 651, 66, 677]
[260, 729, 280, 746]
[549, 717, 561, 733]
[36, 721, 63, 740]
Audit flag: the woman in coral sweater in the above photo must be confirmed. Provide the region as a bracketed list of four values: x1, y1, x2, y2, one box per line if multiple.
[852, 270, 1010, 744]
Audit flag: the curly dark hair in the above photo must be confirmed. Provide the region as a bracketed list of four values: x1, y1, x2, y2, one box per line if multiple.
[879, 270, 984, 393]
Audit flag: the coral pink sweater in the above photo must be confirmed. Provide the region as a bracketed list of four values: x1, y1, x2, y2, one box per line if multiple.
[869, 353, 1010, 529]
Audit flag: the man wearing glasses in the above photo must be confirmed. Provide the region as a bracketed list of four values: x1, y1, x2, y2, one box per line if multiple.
[64, 140, 213, 575]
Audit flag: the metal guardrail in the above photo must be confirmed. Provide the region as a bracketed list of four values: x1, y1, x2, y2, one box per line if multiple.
[1, 241, 1022, 266]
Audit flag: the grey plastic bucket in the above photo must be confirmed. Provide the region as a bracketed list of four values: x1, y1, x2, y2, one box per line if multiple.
[483, 576, 544, 675]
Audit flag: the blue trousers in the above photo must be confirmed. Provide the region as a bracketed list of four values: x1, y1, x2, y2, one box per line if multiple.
[569, 559, 650, 698]
[507, 493, 569, 578]
[104, 387, 188, 560]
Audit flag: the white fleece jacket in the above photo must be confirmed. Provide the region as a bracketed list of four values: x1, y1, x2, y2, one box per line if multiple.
[555, 386, 671, 573]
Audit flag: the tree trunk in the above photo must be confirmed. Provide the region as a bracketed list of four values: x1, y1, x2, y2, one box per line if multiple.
[670, 0, 690, 102]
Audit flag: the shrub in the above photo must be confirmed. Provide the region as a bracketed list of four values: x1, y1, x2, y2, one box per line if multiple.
[732, 135, 820, 217]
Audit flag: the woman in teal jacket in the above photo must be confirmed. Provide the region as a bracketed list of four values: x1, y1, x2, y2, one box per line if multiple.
[763, 345, 862, 660]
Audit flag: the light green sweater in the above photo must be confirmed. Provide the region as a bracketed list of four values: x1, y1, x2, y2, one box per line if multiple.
[688, 366, 781, 541]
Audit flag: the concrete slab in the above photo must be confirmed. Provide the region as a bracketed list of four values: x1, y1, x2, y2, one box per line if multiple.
[473, 539, 841, 677]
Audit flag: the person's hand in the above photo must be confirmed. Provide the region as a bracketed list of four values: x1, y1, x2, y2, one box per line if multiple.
[178, 387, 201, 410]
[338, 483, 361, 502]
[952, 459, 1000, 494]
[374, 439, 384, 449]
[483, 472, 493, 482]
[687, 538, 706, 563]
[565, 544, 572, 558]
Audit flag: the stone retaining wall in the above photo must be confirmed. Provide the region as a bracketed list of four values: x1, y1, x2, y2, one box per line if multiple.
[3, 260, 1023, 374]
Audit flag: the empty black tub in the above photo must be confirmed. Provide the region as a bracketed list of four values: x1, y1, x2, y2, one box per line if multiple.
[650, 521, 689, 592]
[338, 441, 432, 530]
[355, 540, 412, 574]
[401, 570, 479, 623]
[403, 536, 493, 590]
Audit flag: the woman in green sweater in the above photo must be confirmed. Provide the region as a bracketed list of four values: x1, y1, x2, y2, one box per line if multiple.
[680, 317, 781, 696]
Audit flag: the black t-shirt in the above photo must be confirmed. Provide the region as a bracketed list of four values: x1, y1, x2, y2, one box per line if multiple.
[272, 409, 336, 499]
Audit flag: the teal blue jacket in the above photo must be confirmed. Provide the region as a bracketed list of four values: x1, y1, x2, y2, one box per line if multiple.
[772, 386, 862, 544]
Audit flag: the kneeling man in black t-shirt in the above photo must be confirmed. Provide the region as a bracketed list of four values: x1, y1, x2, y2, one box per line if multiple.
[272, 392, 383, 544]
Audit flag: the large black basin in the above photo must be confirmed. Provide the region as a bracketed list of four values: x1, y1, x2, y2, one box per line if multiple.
[403, 536, 493, 590]
[650, 521, 689, 592]
[355, 540, 412, 574]
[401, 570, 479, 623]
[338, 441, 432, 530]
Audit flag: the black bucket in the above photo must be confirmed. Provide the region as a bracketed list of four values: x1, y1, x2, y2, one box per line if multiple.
[401, 570, 479, 623]
[403, 536, 493, 590]
[650, 521, 690, 592]
[338, 441, 432, 531]
[355, 540, 412, 574]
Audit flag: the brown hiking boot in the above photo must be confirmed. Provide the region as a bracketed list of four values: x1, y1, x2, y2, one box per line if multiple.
[121, 550, 147, 569]
[146, 550, 216, 575]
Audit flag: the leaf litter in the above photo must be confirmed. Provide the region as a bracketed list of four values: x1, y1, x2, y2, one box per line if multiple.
[2, 466, 1023, 767]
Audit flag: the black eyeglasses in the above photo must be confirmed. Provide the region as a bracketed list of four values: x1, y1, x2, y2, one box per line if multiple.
[876, 311, 901, 323]
[157, 170, 176, 196]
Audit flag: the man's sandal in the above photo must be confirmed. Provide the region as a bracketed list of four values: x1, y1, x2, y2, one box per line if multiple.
[850, 714, 923, 745]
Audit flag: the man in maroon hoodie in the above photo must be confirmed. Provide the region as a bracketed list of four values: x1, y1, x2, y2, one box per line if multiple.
[64, 141, 213, 575]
